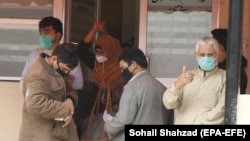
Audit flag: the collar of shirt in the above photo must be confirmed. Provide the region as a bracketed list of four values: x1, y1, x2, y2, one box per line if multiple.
[129, 70, 147, 82]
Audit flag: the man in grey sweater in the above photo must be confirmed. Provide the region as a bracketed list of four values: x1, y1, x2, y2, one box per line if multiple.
[104, 48, 174, 141]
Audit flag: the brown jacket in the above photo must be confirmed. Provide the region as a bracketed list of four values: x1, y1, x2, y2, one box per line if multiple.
[19, 53, 79, 141]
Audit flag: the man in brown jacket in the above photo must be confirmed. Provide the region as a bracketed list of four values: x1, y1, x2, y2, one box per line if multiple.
[19, 43, 79, 141]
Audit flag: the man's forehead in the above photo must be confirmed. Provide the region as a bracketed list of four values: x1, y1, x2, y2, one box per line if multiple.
[119, 60, 127, 65]
[119, 60, 128, 67]
[40, 26, 54, 31]
[198, 44, 215, 51]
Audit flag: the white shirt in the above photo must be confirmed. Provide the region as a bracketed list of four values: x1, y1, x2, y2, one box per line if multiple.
[20, 48, 84, 90]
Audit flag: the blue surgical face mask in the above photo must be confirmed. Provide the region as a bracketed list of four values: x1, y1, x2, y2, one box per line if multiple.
[39, 35, 53, 49]
[197, 56, 216, 71]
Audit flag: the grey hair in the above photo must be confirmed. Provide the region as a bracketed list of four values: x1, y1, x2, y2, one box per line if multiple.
[195, 36, 219, 55]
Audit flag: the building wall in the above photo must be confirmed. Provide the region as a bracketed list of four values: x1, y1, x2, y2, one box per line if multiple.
[0, 81, 23, 141]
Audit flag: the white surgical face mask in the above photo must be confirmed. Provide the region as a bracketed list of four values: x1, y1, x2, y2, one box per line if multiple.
[96, 55, 108, 63]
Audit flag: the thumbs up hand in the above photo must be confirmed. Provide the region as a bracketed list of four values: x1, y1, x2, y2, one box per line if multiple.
[174, 66, 194, 89]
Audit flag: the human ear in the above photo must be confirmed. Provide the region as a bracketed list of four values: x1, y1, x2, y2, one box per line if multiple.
[51, 56, 58, 63]
[131, 61, 137, 70]
[55, 32, 61, 41]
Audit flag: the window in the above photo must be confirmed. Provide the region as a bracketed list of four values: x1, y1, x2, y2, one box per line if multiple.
[0, 0, 52, 80]
[146, 0, 212, 78]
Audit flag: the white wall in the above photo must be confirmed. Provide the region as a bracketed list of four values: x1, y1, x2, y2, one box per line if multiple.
[0, 81, 23, 141]
[237, 94, 250, 124]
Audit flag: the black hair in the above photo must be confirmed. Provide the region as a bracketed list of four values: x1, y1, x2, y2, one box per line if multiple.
[51, 43, 78, 69]
[39, 16, 63, 41]
[118, 48, 148, 69]
[211, 28, 228, 51]
[121, 42, 133, 50]
[121, 37, 134, 50]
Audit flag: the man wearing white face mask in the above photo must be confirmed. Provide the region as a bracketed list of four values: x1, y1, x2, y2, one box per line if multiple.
[162, 36, 226, 125]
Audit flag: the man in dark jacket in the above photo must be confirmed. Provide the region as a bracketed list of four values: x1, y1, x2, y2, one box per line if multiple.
[211, 28, 248, 94]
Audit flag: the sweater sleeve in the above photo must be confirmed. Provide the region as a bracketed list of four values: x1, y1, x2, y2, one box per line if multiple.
[106, 85, 137, 138]
[162, 84, 183, 109]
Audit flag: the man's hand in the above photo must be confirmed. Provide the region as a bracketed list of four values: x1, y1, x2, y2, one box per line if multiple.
[62, 98, 74, 127]
[93, 21, 105, 31]
[175, 66, 194, 89]
[62, 114, 73, 127]
[63, 98, 74, 115]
